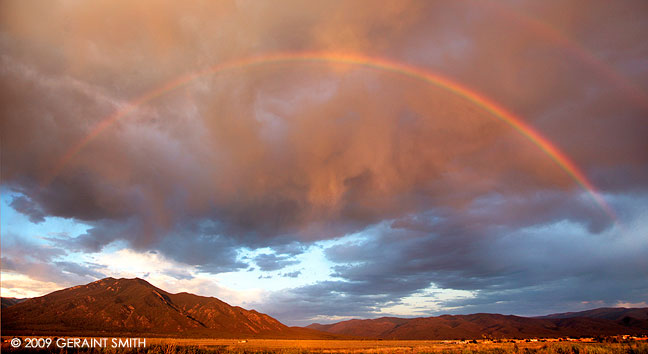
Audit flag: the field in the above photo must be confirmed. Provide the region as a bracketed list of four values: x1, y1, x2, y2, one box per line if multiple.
[2, 338, 648, 354]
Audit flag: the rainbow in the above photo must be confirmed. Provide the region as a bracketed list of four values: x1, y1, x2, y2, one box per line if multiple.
[43, 52, 616, 220]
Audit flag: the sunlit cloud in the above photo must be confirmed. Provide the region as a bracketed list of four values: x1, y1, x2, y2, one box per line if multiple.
[1, 0, 647, 326]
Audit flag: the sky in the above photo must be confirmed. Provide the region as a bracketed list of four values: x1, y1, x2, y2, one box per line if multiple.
[1, 0, 647, 326]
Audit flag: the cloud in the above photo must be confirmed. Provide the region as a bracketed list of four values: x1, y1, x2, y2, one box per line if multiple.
[1, 0, 647, 324]
[0, 233, 103, 286]
[55, 261, 105, 279]
[162, 269, 195, 280]
[281, 270, 302, 278]
[254, 253, 300, 272]
[256, 198, 648, 324]
[0, 273, 65, 298]
[615, 301, 648, 308]
[6, 1, 643, 251]
[9, 195, 46, 223]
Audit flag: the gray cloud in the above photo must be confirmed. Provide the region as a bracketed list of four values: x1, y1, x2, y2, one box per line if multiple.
[254, 253, 300, 272]
[163, 269, 195, 281]
[256, 193, 648, 325]
[281, 270, 302, 278]
[55, 261, 105, 279]
[9, 195, 46, 223]
[1, 233, 104, 285]
[1, 0, 647, 324]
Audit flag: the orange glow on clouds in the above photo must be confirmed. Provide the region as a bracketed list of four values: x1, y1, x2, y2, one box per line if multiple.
[44, 52, 616, 221]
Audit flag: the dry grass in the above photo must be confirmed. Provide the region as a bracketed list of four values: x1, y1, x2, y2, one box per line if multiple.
[2, 338, 647, 354]
[146, 339, 648, 354]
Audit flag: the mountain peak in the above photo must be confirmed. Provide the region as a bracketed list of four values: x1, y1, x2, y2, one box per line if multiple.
[90, 277, 151, 285]
[1, 277, 307, 338]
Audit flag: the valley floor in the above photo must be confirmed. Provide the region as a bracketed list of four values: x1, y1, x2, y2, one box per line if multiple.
[1, 338, 648, 354]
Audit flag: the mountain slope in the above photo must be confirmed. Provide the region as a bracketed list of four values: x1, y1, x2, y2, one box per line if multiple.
[1, 277, 333, 338]
[1, 297, 27, 308]
[539, 307, 648, 321]
[307, 312, 648, 339]
[308, 317, 409, 338]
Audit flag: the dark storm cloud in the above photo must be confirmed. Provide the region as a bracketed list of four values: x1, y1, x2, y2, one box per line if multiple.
[2, 0, 648, 322]
[46, 219, 142, 253]
[256, 193, 648, 325]
[155, 231, 248, 274]
[438, 273, 648, 317]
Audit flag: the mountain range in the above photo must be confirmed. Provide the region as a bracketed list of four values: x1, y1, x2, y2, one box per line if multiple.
[539, 307, 648, 321]
[307, 309, 648, 340]
[1, 277, 335, 338]
[2, 277, 647, 339]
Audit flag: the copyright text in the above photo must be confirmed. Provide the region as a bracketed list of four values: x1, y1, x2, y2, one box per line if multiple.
[10, 337, 147, 349]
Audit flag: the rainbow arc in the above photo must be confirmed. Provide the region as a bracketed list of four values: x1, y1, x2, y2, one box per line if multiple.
[43, 52, 616, 221]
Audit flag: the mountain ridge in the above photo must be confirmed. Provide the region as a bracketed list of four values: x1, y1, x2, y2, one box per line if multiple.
[538, 307, 648, 321]
[1, 277, 336, 339]
[4, 278, 647, 339]
[306, 310, 648, 339]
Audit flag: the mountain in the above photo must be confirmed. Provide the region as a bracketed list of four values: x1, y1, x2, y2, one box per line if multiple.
[539, 307, 648, 321]
[1, 297, 27, 308]
[1, 277, 335, 338]
[307, 312, 648, 340]
[6, 279, 646, 339]
[308, 317, 410, 338]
